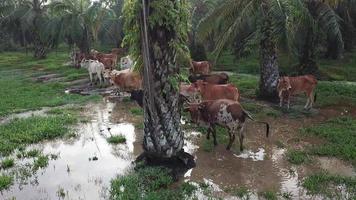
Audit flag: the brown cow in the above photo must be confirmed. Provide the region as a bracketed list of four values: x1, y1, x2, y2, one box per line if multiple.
[104, 69, 142, 93]
[190, 61, 211, 75]
[187, 80, 240, 102]
[96, 53, 118, 69]
[188, 73, 229, 84]
[277, 75, 317, 109]
[185, 99, 269, 151]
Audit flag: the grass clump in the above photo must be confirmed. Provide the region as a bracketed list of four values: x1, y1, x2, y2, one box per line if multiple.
[316, 81, 356, 107]
[25, 149, 41, 158]
[226, 186, 250, 199]
[301, 116, 356, 165]
[286, 149, 309, 165]
[0, 175, 13, 191]
[0, 115, 77, 156]
[259, 190, 278, 200]
[110, 167, 197, 200]
[130, 108, 143, 116]
[1, 158, 14, 169]
[302, 172, 356, 198]
[107, 135, 126, 144]
[33, 155, 49, 170]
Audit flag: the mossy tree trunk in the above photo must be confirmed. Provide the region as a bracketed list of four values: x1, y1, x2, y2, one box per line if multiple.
[141, 0, 184, 159]
[258, 0, 279, 100]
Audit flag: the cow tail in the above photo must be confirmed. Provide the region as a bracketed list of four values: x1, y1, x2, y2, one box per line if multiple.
[243, 110, 270, 138]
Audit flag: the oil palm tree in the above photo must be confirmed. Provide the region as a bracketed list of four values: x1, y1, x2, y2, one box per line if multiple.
[198, 0, 344, 98]
[123, 0, 193, 165]
[1, 0, 51, 58]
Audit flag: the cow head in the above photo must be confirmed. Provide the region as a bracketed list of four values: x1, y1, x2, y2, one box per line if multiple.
[184, 103, 204, 123]
[80, 59, 89, 68]
[277, 76, 291, 97]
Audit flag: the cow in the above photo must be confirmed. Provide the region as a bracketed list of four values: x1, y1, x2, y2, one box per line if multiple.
[188, 73, 229, 84]
[277, 75, 317, 109]
[104, 69, 142, 94]
[120, 56, 134, 70]
[96, 53, 118, 69]
[80, 59, 105, 85]
[190, 61, 211, 75]
[185, 99, 269, 151]
[72, 51, 87, 68]
[187, 80, 240, 102]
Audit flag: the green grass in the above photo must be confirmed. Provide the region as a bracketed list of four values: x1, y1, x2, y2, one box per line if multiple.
[110, 167, 197, 200]
[230, 74, 259, 98]
[286, 149, 309, 165]
[302, 172, 356, 198]
[259, 190, 278, 200]
[1, 158, 15, 169]
[107, 135, 126, 144]
[226, 186, 250, 199]
[0, 175, 13, 191]
[0, 51, 100, 116]
[316, 81, 356, 107]
[301, 116, 356, 166]
[33, 155, 49, 170]
[130, 108, 143, 116]
[25, 149, 41, 158]
[0, 115, 77, 156]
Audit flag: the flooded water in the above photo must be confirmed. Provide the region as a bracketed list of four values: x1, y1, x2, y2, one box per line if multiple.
[1, 101, 142, 200]
[1, 97, 355, 200]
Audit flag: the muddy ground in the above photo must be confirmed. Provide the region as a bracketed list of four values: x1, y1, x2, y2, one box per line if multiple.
[0, 81, 355, 200]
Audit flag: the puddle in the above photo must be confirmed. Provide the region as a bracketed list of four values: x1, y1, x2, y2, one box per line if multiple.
[1, 101, 143, 200]
[233, 148, 265, 161]
[0, 108, 50, 125]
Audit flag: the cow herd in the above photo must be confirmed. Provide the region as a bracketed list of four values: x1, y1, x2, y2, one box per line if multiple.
[74, 51, 318, 152]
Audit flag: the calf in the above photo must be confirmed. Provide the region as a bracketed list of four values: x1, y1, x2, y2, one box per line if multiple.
[190, 61, 211, 75]
[187, 80, 240, 101]
[185, 99, 269, 151]
[188, 73, 229, 84]
[96, 53, 118, 68]
[277, 75, 317, 109]
[80, 59, 105, 85]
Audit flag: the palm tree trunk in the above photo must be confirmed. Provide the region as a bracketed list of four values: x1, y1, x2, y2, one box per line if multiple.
[33, 40, 47, 59]
[140, 0, 184, 159]
[297, 28, 318, 76]
[258, 0, 279, 100]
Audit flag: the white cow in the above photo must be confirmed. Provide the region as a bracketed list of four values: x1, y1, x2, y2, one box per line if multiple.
[120, 56, 134, 70]
[80, 59, 105, 85]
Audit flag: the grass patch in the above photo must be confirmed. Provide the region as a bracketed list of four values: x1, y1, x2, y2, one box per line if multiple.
[301, 116, 356, 166]
[33, 155, 49, 170]
[230, 74, 258, 98]
[0, 51, 99, 117]
[1, 158, 15, 169]
[302, 172, 356, 198]
[130, 108, 143, 116]
[25, 149, 41, 158]
[110, 167, 197, 200]
[0, 175, 13, 191]
[226, 186, 250, 199]
[259, 190, 278, 200]
[107, 135, 126, 144]
[316, 81, 356, 107]
[286, 149, 309, 165]
[135, 122, 144, 129]
[0, 115, 77, 156]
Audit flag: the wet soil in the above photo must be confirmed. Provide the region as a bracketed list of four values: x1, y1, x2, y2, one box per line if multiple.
[1, 89, 355, 199]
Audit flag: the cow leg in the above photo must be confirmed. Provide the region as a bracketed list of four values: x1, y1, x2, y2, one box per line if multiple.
[211, 125, 217, 146]
[226, 129, 234, 150]
[279, 97, 283, 107]
[206, 128, 210, 140]
[238, 125, 245, 152]
[304, 93, 311, 109]
[89, 73, 93, 85]
[287, 96, 291, 109]
[309, 92, 314, 109]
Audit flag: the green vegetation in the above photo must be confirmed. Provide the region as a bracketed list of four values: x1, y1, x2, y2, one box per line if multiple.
[1, 158, 15, 169]
[226, 186, 250, 199]
[301, 117, 356, 165]
[130, 108, 143, 116]
[33, 155, 49, 170]
[0, 52, 100, 116]
[286, 149, 309, 165]
[259, 190, 278, 200]
[0, 115, 77, 156]
[0, 175, 13, 191]
[25, 149, 41, 158]
[110, 167, 197, 200]
[107, 135, 126, 144]
[316, 81, 356, 107]
[302, 172, 356, 198]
